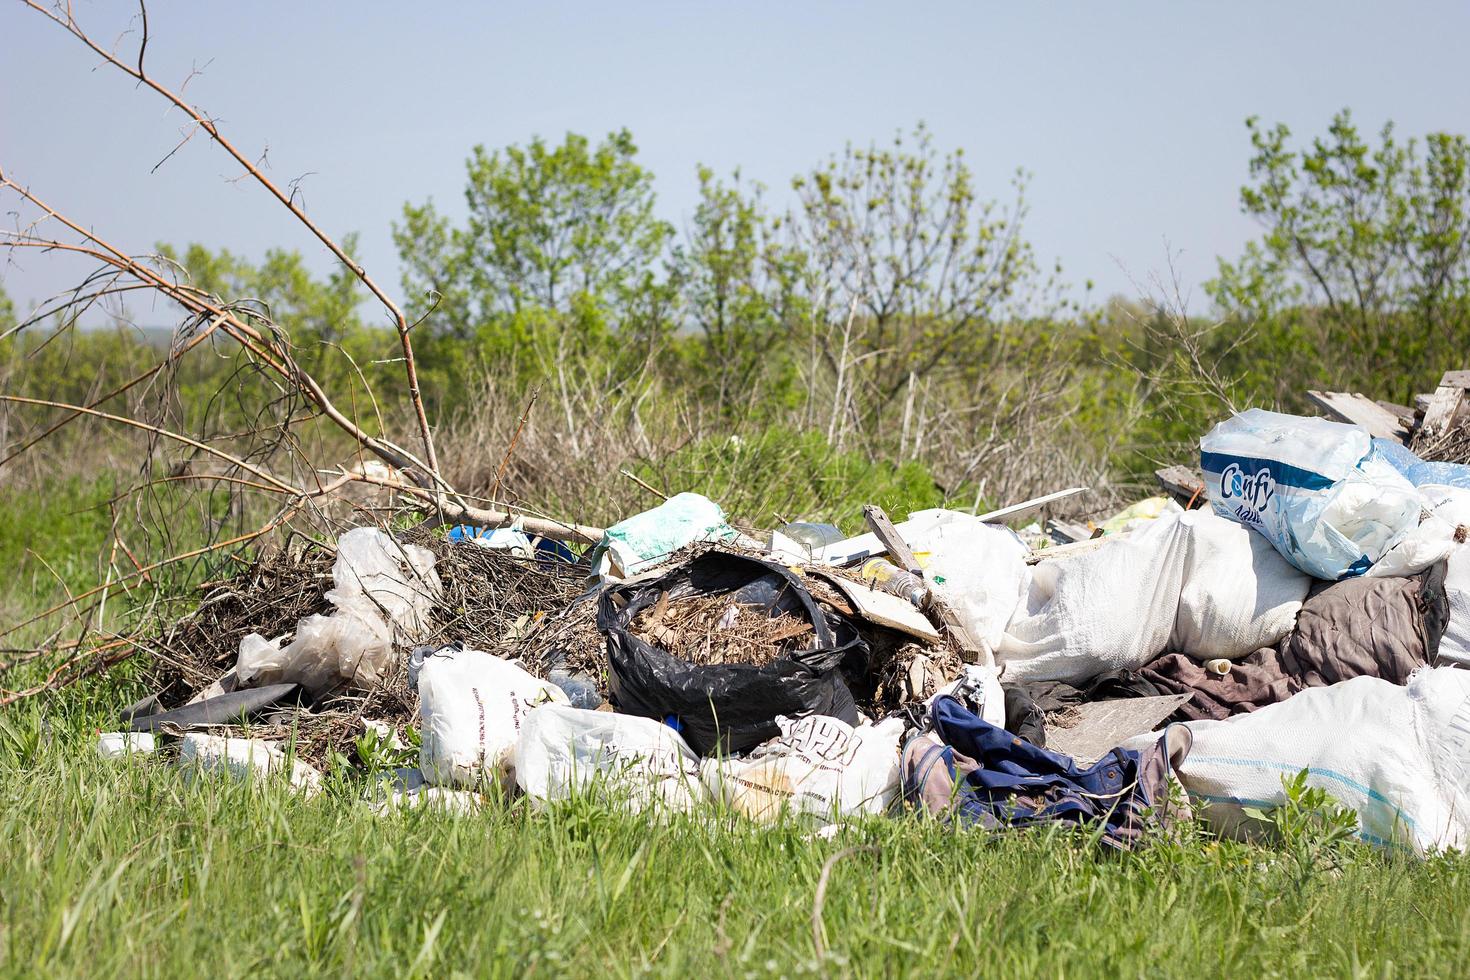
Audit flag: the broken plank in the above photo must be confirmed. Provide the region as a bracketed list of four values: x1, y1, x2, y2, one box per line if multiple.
[811, 572, 941, 644]
[1026, 531, 1131, 564]
[1155, 465, 1207, 508]
[862, 504, 920, 573]
[1418, 372, 1470, 444]
[1306, 390, 1411, 442]
[1042, 694, 1191, 765]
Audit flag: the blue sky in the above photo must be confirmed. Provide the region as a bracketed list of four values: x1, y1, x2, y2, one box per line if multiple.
[4, 0, 1469, 326]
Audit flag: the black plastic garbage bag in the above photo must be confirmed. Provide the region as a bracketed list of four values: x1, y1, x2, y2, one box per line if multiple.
[598, 550, 864, 755]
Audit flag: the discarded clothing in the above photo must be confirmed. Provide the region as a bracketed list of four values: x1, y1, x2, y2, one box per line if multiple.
[1281, 564, 1449, 686]
[902, 695, 1190, 849]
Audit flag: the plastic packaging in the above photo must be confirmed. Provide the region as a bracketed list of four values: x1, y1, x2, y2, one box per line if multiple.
[600, 551, 863, 755]
[235, 528, 441, 695]
[413, 644, 568, 788]
[448, 524, 534, 557]
[514, 703, 707, 813]
[1200, 409, 1424, 579]
[858, 558, 928, 606]
[701, 714, 903, 822]
[589, 492, 738, 582]
[177, 733, 322, 795]
[96, 731, 156, 759]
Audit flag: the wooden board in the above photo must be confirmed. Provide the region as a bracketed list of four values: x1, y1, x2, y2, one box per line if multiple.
[1306, 390, 1412, 443]
[1155, 465, 1207, 507]
[862, 504, 919, 573]
[1418, 370, 1470, 443]
[812, 573, 941, 644]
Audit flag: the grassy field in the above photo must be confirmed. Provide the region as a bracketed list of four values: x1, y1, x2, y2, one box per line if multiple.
[3, 699, 1470, 978]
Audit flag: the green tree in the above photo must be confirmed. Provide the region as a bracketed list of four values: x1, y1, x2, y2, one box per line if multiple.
[672, 168, 807, 414]
[1211, 110, 1470, 400]
[790, 124, 1061, 444]
[394, 129, 675, 349]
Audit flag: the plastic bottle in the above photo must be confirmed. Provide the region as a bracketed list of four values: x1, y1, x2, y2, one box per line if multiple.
[858, 558, 928, 607]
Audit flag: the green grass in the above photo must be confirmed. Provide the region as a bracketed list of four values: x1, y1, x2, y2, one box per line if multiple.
[3, 701, 1470, 978]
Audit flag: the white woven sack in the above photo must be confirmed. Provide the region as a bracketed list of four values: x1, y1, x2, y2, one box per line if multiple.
[1169, 667, 1470, 854]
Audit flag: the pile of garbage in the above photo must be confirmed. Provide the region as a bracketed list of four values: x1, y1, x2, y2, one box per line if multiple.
[98, 399, 1470, 855]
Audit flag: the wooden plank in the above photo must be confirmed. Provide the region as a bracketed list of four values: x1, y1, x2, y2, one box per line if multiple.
[1155, 465, 1207, 508]
[1043, 695, 1191, 764]
[972, 487, 1089, 526]
[1046, 519, 1092, 544]
[1026, 532, 1132, 564]
[1419, 373, 1470, 443]
[1440, 370, 1470, 389]
[1306, 390, 1411, 442]
[857, 504, 986, 661]
[812, 572, 941, 643]
[862, 504, 920, 573]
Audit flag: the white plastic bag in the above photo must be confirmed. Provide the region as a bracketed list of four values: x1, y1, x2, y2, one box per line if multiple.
[903, 510, 1030, 655]
[999, 510, 1309, 682]
[413, 645, 567, 789]
[236, 528, 441, 695]
[1417, 487, 1470, 666]
[1170, 510, 1310, 660]
[1367, 483, 1469, 580]
[177, 733, 322, 795]
[1166, 667, 1470, 854]
[701, 714, 903, 822]
[1200, 409, 1424, 579]
[513, 703, 706, 812]
[999, 513, 1191, 683]
[96, 731, 155, 759]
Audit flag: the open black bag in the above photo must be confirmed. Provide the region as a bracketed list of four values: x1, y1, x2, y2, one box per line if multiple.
[598, 550, 864, 755]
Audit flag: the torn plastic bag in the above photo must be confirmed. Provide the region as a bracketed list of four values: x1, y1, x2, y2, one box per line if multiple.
[235, 528, 441, 695]
[599, 550, 863, 755]
[514, 703, 707, 813]
[1200, 410, 1424, 579]
[701, 714, 903, 822]
[412, 643, 568, 788]
[589, 492, 738, 581]
[177, 733, 322, 795]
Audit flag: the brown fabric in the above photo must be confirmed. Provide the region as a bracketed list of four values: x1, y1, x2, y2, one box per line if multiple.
[1134, 565, 1452, 723]
[1138, 648, 1304, 722]
[1279, 570, 1441, 687]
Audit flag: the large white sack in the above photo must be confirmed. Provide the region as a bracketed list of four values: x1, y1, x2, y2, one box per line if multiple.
[514, 703, 706, 813]
[998, 514, 1190, 683]
[1168, 667, 1470, 854]
[905, 510, 1031, 655]
[236, 528, 441, 695]
[701, 714, 903, 823]
[413, 645, 567, 788]
[1170, 510, 1310, 661]
[998, 511, 1309, 683]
